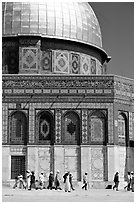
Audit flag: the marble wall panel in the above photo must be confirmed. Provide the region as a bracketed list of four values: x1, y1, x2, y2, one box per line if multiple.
[64, 146, 80, 180]
[38, 147, 50, 180]
[81, 146, 90, 180]
[54, 146, 65, 178]
[2, 147, 10, 181]
[90, 147, 105, 181]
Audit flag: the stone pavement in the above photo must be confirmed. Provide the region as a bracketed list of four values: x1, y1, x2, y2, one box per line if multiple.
[2, 185, 134, 202]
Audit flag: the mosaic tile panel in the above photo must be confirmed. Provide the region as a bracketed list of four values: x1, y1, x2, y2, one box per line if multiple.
[88, 111, 105, 143]
[22, 47, 38, 70]
[96, 60, 101, 75]
[2, 103, 8, 143]
[41, 50, 52, 72]
[63, 112, 80, 144]
[82, 110, 88, 144]
[90, 148, 104, 180]
[70, 53, 80, 74]
[129, 112, 134, 140]
[29, 104, 35, 143]
[53, 50, 69, 74]
[118, 112, 126, 145]
[81, 54, 90, 75]
[55, 110, 62, 143]
[90, 58, 96, 74]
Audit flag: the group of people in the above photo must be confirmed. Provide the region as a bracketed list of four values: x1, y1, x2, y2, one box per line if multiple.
[13, 170, 77, 191]
[124, 171, 134, 192]
[13, 170, 134, 192]
[13, 170, 45, 190]
[113, 171, 134, 192]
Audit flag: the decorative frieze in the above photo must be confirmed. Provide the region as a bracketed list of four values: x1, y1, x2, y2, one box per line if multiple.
[2, 75, 114, 89]
[55, 110, 62, 144]
[82, 110, 88, 144]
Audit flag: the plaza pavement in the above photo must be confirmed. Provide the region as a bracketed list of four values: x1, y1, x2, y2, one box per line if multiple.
[2, 185, 134, 202]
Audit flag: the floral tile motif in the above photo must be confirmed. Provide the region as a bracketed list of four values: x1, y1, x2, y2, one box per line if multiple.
[81, 54, 90, 75]
[41, 50, 52, 72]
[53, 50, 69, 74]
[22, 48, 38, 70]
[70, 53, 80, 74]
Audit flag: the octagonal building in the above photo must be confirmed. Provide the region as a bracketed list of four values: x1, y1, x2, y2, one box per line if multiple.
[2, 2, 134, 188]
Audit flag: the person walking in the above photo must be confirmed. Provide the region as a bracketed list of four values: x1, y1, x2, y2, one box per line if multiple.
[82, 172, 88, 190]
[63, 172, 71, 192]
[39, 172, 44, 190]
[69, 173, 75, 191]
[113, 172, 119, 191]
[18, 174, 26, 189]
[55, 170, 62, 190]
[130, 171, 134, 192]
[124, 172, 131, 191]
[13, 176, 19, 189]
[26, 170, 32, 190]
[47, 171, 54, 190]
[30, 171, 35, 189]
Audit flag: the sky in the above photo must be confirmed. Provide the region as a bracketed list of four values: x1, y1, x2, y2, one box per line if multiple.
[90, 2, 134, 79]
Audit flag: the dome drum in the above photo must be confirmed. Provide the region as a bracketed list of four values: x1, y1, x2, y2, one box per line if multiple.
[2, 36, 107, 75]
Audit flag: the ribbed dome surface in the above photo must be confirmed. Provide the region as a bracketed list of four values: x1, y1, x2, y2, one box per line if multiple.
[2, 2, 102, 48]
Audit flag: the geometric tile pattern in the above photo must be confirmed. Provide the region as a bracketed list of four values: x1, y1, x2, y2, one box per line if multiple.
[53, 50, 69, 74]
[22, 48, 38, 70]
[29, 104, 35, 143]
[2, 103, 8, 143]
[10, 111, 27, 144]
[70, 53, 80, 74]
[88, 111, 105, 143]
[55, 110, 62, 143]
[90, 148, 104, 180]
[41, 50, 52, 72]
[129, 112, 134, 140]
[118, 112, 126, 144]
[82, 110, 88, 143]
[63, 111, 80, 144]
[81, 54, 90, 75]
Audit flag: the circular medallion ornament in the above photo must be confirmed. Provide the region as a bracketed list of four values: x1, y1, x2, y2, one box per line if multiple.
[93, 158, 103, 170]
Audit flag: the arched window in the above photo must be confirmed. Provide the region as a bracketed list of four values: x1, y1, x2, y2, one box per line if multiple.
[36, 111, 54, 144]
[10, 111, 27, 144]
[118, 112, 127, 145]
[62, 111, 80, 144]
[88, 110, 106, 144]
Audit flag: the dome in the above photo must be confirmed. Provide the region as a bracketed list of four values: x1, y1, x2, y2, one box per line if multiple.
[2, 2, 102, 48]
